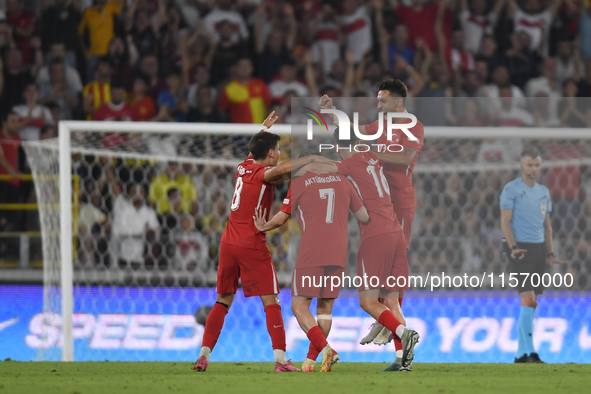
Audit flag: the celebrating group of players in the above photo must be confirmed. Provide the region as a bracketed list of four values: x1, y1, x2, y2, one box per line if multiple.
[193, 79, 425, 373]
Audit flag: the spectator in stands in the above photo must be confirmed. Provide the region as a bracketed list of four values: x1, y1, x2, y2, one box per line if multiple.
[392, 0, 451, 52]
[77, 184, 109, 265]
[210, 19, 248, 86]
[156, 70, 188, 122]
[560, 78, 588, 127]
[341, 0, 372, 63]
[458, 0, 503, 55]
[577, 60, 591, 97]
[108, 36, 138, 91]
[555, 39, 581, 84]
[82, 57, 112, 119]
[93, 80, 135, 122]
[504, 31, 543, 90]
[218, 57, 271, 124]
[78, 0, 123, 79]
[381, 24, 414, 71]
[160, 187, 182, 233]
[36, 43, 83, 95]
[40, 0, 81, 65]
[187, 85, 222, 123]
[6, 0, 36, 65]
[139, 54, 167, 101]
[93, 80, 137, 149]
[13, 83, 55, 141]
[254, 4, 296, 82]
[505, 0, 562, 57]
[308, 1, 341, 74]
[0, 112, 21, 232]
[126, 0, 166, 58]
[39, 61, 80, 121]
[203, 0, 249, 44]
[489, 85, 534, 127]
[174, 212, 209, 273]
[111, 181, 160, 270]
[479, 65, 526, 112]
[532, 92, 561, 127]
[419, 58, 447, 125]
[149, 161, 198, 220]
[269, 60, 309, 99]
[1, 47, 40, 114]
[130, 75, 156, 121]
[580, 1, 591, 62]
[187, 64, 216, 110]
[476, 35, 501, 78]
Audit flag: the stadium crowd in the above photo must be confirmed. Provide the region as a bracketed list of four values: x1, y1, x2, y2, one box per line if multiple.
[0, 0, 590, 288]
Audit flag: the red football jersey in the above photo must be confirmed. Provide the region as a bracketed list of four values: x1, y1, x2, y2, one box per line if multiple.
[335, 152, 402, 240]
[280, 185, 291, 214]
[366, 116, 424, 209]
[221, 157, 274, 250]
[292, 172, 364, 269]
[93, 102, 138, 149]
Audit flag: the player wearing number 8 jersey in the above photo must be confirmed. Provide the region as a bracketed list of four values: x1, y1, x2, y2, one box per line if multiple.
[194, 112, 331, 373]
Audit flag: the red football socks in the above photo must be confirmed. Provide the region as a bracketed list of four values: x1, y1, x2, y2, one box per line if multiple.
[264, 304, 286, 351]
[306, 342, 321, 360]
[201, 303, 229, 350]
[394, 296, 404, 351]
[378, 310, 403, 339]
[307, 326, 328, 353]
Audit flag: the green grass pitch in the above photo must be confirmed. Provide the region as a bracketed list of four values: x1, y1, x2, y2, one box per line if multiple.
[1, 361, 589, 394]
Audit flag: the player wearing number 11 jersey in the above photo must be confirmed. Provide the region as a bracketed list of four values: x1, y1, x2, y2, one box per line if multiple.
[194, 113, 330, 373]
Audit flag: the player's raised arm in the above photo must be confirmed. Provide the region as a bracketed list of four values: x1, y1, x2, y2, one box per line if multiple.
[319, 95, 367, 135]
[259, 111, 279, 133]
[263, 155, 331, 183]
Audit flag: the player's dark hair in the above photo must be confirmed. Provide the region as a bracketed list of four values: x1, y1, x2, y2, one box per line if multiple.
[376, 79, 407, 100]
[249, 132, 281, 160]
[521, 147, 541, 160]
[332, 126, 357, 145]
[298, 150, 323, 158]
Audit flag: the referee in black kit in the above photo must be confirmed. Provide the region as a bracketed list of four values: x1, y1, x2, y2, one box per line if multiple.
[500, 147, 567, 364]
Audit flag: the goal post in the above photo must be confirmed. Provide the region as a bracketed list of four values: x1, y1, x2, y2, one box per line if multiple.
[21, 117, 590, 362]
[55, 121, 293, 361]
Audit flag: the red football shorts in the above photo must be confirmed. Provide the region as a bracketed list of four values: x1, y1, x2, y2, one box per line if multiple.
[217, 242, 279, 297]
[357, 231, 409, 293]
[291, 266, 345, 299]
[393, 206, 415, 250]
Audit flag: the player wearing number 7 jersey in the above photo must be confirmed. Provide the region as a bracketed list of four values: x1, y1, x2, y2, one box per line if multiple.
[301, 146, 419, 372]
[254, 152, 370, 373]
[194, 113, 331, 373]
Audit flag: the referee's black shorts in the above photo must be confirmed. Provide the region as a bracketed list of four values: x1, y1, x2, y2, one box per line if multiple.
[507, 242, 547, 295]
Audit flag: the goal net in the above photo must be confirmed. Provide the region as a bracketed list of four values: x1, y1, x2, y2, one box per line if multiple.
[22, 108, 591, 362]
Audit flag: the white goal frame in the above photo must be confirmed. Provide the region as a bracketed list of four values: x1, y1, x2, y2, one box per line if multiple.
[56, 121, 588, 361]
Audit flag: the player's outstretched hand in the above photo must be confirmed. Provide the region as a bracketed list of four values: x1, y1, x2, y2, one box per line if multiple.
[511, 249, 527, 260]
[319, 94, 333, 109]
[262, 111, 279, 129]
[548, 255, 568, 269]
[253, 206, 267, 232]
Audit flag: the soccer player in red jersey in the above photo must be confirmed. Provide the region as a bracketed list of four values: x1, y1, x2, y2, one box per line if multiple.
[193, 113, 331, 373]
[301, 140, 420, 372]
[319, 79, 424, 356]
[254, 152, 369, 373]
